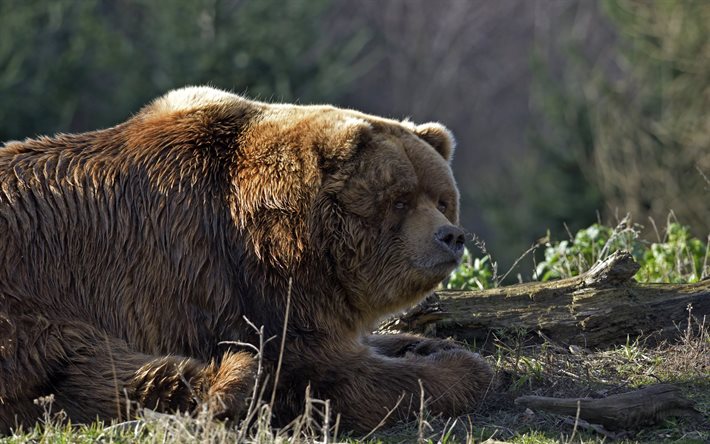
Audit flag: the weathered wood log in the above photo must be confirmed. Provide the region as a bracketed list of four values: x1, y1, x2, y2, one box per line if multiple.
[515, 384, 701, 430]
[379, 251, 710, 347]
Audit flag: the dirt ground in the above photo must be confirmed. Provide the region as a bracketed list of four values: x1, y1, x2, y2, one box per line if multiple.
[373, 314, 709, 443]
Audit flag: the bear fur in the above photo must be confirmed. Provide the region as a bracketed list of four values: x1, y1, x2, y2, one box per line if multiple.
[0, 86, 493, 433]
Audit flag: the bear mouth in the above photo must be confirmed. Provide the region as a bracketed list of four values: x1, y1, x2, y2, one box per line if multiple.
[411, 256, 462, 276]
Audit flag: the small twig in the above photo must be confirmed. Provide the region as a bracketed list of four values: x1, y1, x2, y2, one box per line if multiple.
[216, 341, 260, 354]
[648, 216, 662, 243]
[702, 235, 710, 279]
[497, 240, 542, 286]
[360, 393, 406, 441]
[230, 318, 268, 442]
[598, 214, 636, 260]
[566, 399, 581, 444]
[561, 417, 620, 439]
[697, 165, 710, 190]
[418, 379, 426, 444]
[332, 413, 341, 443]
[104, 334, 122, 421]
[270, 277, 293, 411]
[322, 398, 331, 444]
[469, 233, 498, 284]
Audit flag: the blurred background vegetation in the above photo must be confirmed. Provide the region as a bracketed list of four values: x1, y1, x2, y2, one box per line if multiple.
[1, 0, 708, 272]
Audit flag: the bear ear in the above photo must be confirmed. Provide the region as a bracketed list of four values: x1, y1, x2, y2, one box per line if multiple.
[414, 122, 456, 161]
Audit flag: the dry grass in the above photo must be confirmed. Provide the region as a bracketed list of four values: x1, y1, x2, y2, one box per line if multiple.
[361, 308, 709, 444]
[472, 309, 709, 443]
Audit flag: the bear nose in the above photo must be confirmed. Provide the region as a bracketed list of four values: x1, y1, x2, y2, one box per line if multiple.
[434, 225, 465, 258]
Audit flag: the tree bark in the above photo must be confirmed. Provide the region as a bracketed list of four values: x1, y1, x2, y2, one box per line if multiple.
[379, 251, 710, 348]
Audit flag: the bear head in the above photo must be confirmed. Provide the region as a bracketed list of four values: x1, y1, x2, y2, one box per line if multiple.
[315, 118, 463, 321]
[142, 87, 464, 328]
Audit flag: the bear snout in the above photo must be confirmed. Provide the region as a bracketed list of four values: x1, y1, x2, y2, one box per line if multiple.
[434, 225, 465, 260]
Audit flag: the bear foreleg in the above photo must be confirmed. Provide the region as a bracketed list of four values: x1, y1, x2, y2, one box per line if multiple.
[306, 342, 494, 432]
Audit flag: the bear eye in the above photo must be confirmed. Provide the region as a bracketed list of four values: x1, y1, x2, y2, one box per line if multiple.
[393, 201, 408, 210]
[437, 201, 448, 212]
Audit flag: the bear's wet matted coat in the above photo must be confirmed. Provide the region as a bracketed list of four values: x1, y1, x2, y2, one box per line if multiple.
[0, 87, 492, 433]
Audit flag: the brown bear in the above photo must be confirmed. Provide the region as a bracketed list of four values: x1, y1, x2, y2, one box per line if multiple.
[0, 86, 493, 434]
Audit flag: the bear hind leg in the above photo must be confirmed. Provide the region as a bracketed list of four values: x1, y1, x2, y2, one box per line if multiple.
[0, 318, 256, 432]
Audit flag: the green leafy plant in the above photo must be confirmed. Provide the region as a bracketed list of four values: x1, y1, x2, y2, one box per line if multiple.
[534, 221, 641, 282]
[534, 221, 708, 283]
[636, 223, 709, 284]
[450, 220, 709, 289]
[446, 247, 495, 290]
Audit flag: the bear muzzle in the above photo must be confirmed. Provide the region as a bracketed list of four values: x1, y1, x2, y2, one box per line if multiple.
[434, 225, 465, 261]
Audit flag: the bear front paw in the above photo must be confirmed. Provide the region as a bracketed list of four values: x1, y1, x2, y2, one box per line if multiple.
[424, 348, 495, 405]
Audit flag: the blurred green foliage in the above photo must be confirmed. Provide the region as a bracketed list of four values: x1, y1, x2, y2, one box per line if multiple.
[592, 0, 710, 234]
[0, 0, 365, 141]
[479, 0, 709, 263]
[477, 48, 603, 265]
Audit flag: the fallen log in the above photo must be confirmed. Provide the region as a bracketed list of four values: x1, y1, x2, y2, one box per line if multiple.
[379, 251, 710, 348]
[515, 384, 701, 430]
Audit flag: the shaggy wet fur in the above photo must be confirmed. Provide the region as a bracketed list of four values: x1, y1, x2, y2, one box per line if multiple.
[0, 87, 493, 433]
